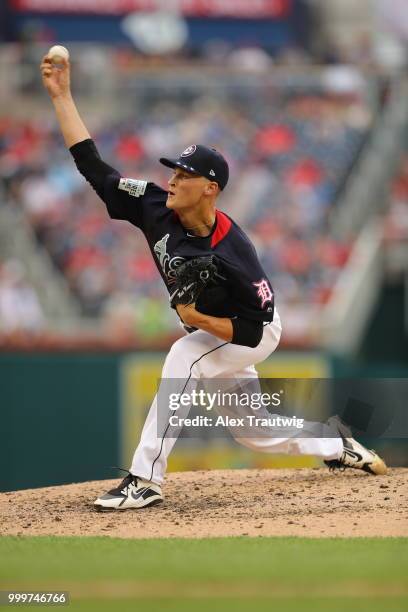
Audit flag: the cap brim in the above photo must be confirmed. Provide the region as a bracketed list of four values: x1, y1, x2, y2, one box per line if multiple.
[159, 158, 200, 175]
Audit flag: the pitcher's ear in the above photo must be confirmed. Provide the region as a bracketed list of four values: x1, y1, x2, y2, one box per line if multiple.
[206, 182, 219, 196]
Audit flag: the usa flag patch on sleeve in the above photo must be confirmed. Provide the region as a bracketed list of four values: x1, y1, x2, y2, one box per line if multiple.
[118, 178, 147, 198]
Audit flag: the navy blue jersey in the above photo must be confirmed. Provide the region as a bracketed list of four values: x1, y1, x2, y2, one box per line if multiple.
[103, 176, 274, 322]
[70, 139, 274, 323]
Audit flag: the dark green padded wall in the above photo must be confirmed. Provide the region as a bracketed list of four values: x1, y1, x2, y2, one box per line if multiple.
[0, 354, 120, 492]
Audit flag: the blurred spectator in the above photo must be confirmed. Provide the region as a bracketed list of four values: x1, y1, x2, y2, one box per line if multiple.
[384, 154, 408, 242]
[228, 46, 273, 72]
[0, 259, 44, 332]
[0, 77, 369, 340]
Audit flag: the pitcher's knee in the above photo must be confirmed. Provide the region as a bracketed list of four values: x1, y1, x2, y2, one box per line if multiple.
[162, 336, 202, 378]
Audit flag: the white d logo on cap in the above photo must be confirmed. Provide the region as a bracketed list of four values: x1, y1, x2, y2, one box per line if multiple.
[181, 145, 197, 157]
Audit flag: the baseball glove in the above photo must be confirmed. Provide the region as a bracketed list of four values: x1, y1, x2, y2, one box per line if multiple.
[170, 255, 218, 307]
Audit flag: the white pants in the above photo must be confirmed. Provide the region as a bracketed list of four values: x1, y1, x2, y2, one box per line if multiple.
[130, 310, 343, 484]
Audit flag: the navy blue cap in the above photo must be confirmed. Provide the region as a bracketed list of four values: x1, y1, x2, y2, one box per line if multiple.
[160, 144, 229, 190]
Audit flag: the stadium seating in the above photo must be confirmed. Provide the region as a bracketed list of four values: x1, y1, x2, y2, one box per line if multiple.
[0, 84, 370, 340]
[0, 257, 44, 333]
[384, 153, 408, 243]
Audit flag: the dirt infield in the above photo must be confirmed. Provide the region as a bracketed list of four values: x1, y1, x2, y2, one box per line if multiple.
[1, 468, 407, 539]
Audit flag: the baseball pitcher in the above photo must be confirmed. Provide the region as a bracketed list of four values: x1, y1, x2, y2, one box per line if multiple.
[41, 53, 387, 511]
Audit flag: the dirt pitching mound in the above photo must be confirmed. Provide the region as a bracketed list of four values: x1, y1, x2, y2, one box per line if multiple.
[1, 468, 407, 539]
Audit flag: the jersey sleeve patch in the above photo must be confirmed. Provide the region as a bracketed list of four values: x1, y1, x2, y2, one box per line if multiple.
[118, 178, 147, 198]
[253, 279, 274, 310]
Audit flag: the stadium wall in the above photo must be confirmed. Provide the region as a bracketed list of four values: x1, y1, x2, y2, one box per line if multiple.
[1, 350, 406, 492]
[1, 351, 328, 492]
[0, 353, 120, 492]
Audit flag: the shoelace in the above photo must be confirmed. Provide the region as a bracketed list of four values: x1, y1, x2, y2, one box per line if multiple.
[110, 466, 137, 493]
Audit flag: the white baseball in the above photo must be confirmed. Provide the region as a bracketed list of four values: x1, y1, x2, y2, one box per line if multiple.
[48, 45, 69, 64]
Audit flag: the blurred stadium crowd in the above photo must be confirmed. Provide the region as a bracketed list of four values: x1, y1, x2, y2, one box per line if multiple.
[0, 0, 407, 348]
[0, 257, 44, 333]
[0, 1, 406, 476]
[384, 153, 408, 244]
[0, 82, 373, 341]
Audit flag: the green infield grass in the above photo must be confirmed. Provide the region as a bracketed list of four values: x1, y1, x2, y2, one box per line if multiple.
[0, 536, 407, 611]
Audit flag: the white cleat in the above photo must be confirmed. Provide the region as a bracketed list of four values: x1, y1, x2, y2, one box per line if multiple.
[94, 473, 163, 511]
[325, 416, 387, 475]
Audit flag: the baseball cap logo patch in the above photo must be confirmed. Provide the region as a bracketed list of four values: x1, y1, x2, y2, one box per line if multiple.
[181, 145, 197, 157]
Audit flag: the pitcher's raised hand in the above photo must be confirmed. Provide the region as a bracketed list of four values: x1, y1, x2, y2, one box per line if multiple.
[40, 54, 71, 100]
